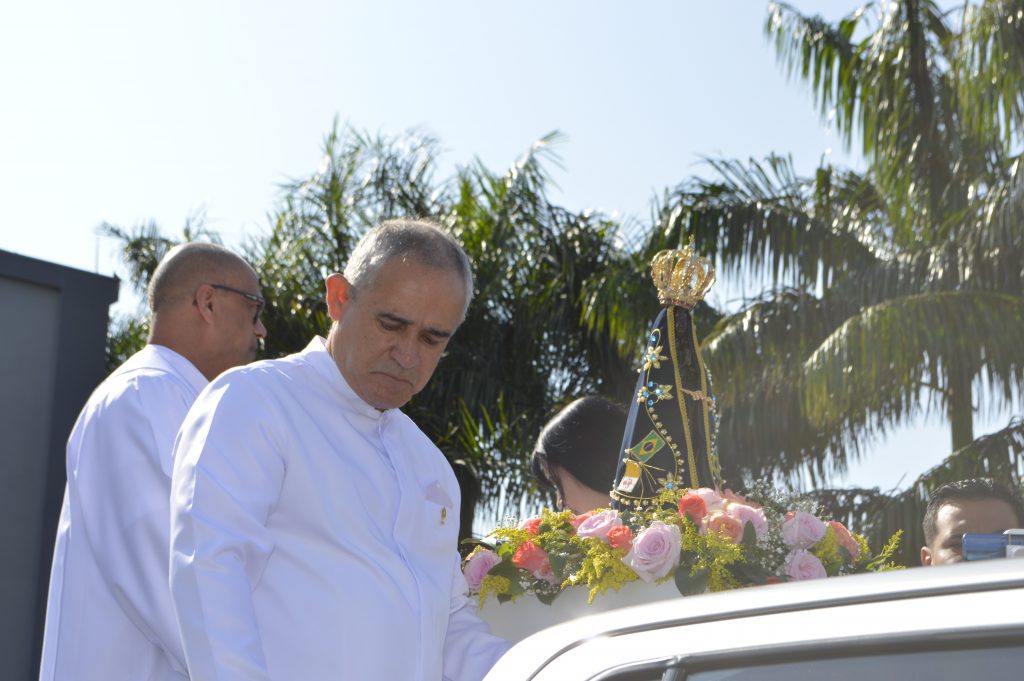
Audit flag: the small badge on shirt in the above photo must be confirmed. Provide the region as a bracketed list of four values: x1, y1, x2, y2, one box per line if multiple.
[425, 480, 453, 526]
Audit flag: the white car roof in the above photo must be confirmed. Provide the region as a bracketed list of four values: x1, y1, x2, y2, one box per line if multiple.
[485, 559, 1024, 681]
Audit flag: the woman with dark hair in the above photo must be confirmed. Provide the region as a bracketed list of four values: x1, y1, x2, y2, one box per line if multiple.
[530, 396, 628, 513]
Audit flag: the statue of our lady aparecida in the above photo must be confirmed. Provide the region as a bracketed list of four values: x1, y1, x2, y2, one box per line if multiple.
[611, 238, 722, 509]
[479, 240, 723, 642]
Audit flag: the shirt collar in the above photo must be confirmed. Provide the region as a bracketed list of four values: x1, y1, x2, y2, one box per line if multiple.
[144, 344, 209, 396]
[302, 337, 384, 420]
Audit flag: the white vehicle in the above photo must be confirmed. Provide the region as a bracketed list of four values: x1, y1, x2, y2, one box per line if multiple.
[484, 559, 1024, 680]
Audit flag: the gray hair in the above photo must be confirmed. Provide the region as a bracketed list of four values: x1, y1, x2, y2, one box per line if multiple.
[148, 242, 252, 313]
[343, 218, 474, 315]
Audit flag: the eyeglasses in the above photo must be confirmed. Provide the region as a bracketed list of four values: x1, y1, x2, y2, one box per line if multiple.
[210, 283, 266, 324]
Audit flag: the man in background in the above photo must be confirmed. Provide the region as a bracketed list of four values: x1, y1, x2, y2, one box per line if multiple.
[169, 219, 508, 681]
[39, 242, 266, 681]
[920, 477, 1024, 566]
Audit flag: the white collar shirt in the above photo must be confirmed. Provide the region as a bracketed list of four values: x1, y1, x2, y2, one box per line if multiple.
[170, 337, 508, 681]
[40, 344, 207, 681]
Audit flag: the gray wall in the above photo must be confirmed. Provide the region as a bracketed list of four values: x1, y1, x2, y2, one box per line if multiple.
[0, 250, 118, 681]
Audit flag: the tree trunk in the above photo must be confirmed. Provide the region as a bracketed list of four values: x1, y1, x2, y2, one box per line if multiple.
[947, 368, 974, 452]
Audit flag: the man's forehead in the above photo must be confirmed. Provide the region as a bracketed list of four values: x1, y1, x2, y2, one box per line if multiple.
[938, 498, 1019, 530]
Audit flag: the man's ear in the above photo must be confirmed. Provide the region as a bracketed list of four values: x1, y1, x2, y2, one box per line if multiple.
[194, 283, 217, 324]
[325, 274, 352, 321]
[920, 545, 932, 566]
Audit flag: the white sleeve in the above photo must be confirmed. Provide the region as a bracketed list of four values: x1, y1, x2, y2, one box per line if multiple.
[169, 377, 285, 681]
[71, 375, 192, 674]
[442, 554, 510, 681]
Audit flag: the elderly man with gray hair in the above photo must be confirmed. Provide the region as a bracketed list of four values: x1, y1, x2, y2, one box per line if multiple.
[169, 219, 508, 681]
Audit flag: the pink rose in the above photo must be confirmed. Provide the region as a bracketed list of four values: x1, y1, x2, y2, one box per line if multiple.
[726, 503, 768, 540]
[782, 511, 827, 549]
[705, 511, 745, 544]
[677, 494, 708, 524]
[607, 525, 634, 552]
[512, 541, 555, 582]
[691, 487, 725, 512]
[576, 509, 622, 542]
[463, 548, 501, 591]
[828, 521, 860, 561]
[519, 517, 543, 535]
[786, 549, 827, 580]
[625, 521, 681, 582]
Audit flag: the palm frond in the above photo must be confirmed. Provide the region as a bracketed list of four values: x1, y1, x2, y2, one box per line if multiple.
[765, 1, 869, 147]
[660, 155, 879, 290]
[803, 290, 1024, 432]
[953, 0, 1024, 155]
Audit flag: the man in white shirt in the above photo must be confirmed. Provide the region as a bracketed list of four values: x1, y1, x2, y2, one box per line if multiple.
[170, 219, 509, 681]
[39, 243, 267, 681]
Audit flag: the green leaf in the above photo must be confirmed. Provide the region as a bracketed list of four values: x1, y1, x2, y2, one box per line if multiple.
[534, 590, 560, 606]
[674, 567, 709, 596]
[729, 561, 770, 586]
[740, 521, 758, 549]
[487, 558, 521, 582]
[548, 551, 570, 579]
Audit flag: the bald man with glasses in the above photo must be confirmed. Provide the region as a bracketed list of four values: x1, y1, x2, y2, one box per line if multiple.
[39, 242, 266, 681]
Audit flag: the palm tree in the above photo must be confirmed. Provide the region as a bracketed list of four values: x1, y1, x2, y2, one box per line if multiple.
[643, 0, 1024, 561]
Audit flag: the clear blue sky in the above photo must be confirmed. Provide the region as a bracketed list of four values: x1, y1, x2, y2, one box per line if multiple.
[1, 0, 1011, 491]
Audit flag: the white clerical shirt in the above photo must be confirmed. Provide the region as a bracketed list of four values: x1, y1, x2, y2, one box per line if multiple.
[40, 344, 207, 681]
[169, 337, 509, 681]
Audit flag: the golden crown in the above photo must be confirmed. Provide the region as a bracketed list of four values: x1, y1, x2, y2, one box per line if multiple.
[650, 237, 716, 309]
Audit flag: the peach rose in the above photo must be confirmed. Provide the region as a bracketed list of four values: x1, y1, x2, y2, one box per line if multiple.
[706, 511, 745, 544]
[723, 488, 761, 509]
[607, 525, 634, 552]
[828, 521, 860, 561]
[677, 494, 708, 524]
[691, 487, 725, 512]
[570, 511, 595, 530]
[519, 517, 543, 535]
[512, 541, 554, 582]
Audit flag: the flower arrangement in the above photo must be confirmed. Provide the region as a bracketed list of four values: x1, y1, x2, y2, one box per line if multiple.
[464, 487, 903, 607]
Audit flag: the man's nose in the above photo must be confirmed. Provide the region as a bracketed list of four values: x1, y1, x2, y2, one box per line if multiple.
[391, 334, 420, 369]
[254, 319, 268, 339]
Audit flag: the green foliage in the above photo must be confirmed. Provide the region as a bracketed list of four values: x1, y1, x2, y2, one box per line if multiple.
[678, 516, 743, 593]
[865, 529, 904, 572]
[574, 537, 640, 604]
[105, 313, 149, 373]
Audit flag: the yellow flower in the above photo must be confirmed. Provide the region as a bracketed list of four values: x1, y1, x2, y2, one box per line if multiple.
[575, 537, 639, 604]
[477, 575, 512, 609]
